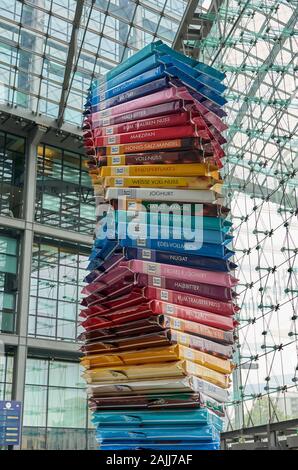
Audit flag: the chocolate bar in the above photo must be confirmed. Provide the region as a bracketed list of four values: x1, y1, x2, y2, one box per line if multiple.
[116, 200, 230, 218]
[92, 124, 207, 147]
[78, 316, 164, 342]
[92, 408, 222, 428]
[83, 100, 185, 129]
[92, 76, 169, 111]
[169, 330, 233, 359]
[142, 281, 237, 308]
[163, 316, 234, 345]
[93, 111, 191, 137]
[99, 162, 215, 177]
[105, 188, 223, 204]
[151, 300, 235, 331]
[81, 330, 172, 354]
[126, 259, 238, 287]
[95, 137, 211, 156]
[120, 236, 233, 260]
[124, 247, 237, 272]
[98, 149, 209, 167]
[88, 392, 202, 410]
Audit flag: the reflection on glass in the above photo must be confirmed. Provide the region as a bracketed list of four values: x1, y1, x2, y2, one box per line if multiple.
[0, 355, 13, 400]
[29, 238, 89, 342]
[0, 132, 25, 218]
[35, 144, 95, 233]
[0, 231, 19, 333]
[23, 358, 94, 449]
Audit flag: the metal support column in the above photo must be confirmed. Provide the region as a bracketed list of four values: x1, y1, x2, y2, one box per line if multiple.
[11, 125, 46, 449]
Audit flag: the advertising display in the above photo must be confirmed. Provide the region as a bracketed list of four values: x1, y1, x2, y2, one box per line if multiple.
[81, 40, 237, 450]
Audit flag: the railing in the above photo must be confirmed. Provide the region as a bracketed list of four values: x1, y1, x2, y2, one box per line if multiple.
[221, 418, 298, 450]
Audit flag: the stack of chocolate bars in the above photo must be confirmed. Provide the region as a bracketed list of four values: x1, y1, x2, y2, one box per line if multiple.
[81, 41, 238, 450]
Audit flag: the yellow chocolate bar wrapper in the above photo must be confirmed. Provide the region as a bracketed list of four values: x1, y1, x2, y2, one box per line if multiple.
[100, 163, 218, 178]
[101, 176, 217, 189]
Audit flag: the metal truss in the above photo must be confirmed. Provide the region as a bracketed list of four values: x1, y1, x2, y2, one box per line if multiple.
[56, 0, 85, 128]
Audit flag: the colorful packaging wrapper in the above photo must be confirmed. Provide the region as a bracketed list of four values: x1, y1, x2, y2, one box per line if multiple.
[81, 41, 237, 450]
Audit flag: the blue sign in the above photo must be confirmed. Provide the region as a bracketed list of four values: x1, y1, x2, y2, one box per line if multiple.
[0, 401, 22, 446]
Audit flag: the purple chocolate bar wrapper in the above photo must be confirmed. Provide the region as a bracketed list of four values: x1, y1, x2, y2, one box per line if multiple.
[125, 247, 237, 273]
[92, 76, 170, 112]
[136, 273, 234, 302]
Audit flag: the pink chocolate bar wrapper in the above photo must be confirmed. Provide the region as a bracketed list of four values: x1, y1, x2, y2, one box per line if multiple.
[125, 259, 238, 287]
[81, 266, 134, 295]
[162, 316, 234, 345]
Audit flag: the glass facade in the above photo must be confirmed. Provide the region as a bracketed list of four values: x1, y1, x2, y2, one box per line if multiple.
[0, 354, 13, 400]
[196, 0, 298, 430]
[29, 238, 89, 342]
[22, 358, 95, 450]
[0, 132, 25, 218]
[0, 127, 94, 448]
[0, 230, 19, 333]
[35, 145, 95, 233]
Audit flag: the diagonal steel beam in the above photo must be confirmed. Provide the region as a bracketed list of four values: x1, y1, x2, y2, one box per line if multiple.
[56, 0, 85, 129]
[173, 0, 225, 55]
[191, 0, 225, 58]
[172, 0, 199, 51]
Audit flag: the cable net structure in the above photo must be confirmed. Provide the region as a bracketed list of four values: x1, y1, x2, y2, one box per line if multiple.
[181, 0, 298, 430]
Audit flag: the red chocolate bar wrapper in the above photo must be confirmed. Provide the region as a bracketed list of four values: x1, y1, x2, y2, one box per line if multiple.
[82, 304, 154, 331]
[78, 316, 165, 342]
[92, 124, 201, 147]
[150, 300, 235, 331]
[93, 111, 191, 137]
[80, 289, 147, 317]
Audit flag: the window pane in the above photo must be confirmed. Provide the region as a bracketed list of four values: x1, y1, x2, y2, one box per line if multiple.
[0, 231, 19, 333]
[29, 238, 89, 341]
[47, 387, 87, 428]
[49, 361, 84, 388]
[0, 132, 25, 218]
[26, 359, 48, 385]
[23, 385, 47, 427]
[35, 144, 94, 233]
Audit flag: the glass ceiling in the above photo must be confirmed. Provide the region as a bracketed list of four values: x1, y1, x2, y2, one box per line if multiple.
[0, 0, 188, 127]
